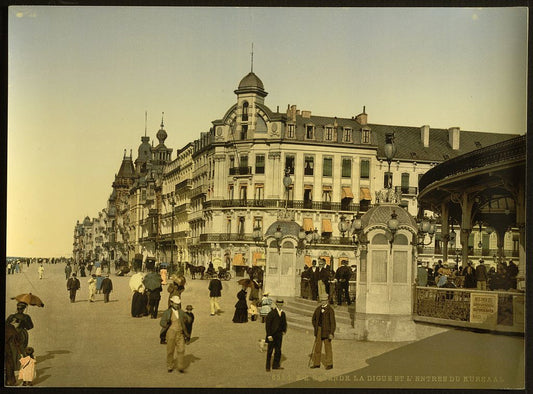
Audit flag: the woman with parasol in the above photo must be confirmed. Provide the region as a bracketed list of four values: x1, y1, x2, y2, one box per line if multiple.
[232, 282, 249, 323]
[6, 295, 41, 368]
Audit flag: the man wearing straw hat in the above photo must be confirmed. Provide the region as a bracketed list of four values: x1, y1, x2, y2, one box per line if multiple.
[160, 296, 192, 373]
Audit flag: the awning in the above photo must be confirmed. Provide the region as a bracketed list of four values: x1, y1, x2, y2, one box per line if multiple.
[304, 184, 313, 190]
[322, 219, 332, 233]
[303, 218, 314, 232]
[322, 185, 332, 191]
[360, 187, 372, 200]
[304, 255, 312, 267]
[253, 252, 265, 266]
[341, 186, 354, 199]
[232, 253, 245, 266]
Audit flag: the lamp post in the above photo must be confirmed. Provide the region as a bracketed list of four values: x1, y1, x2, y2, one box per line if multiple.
[384, 133, 397, 189]
[338, 215, 349, 238]
[416, 215, 436, 247]
[274, 225, 283, 253]
[169, 194, 176, 275]
[387, 210, 399, 250]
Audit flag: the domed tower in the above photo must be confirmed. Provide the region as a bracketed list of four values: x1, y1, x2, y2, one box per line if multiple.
[151, 112, 173, 173]
[233, 69, 269, 140]
[135, 113, 153, 175]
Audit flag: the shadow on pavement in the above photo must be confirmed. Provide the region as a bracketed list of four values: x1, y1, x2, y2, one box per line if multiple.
[184, 354, 201, 369]
[281, 329, 524, 389]
[36, 349, 71, 363]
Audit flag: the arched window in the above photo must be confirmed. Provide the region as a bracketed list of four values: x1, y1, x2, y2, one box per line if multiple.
[371, 233, 389, 245]
[393, 233, 409, 245]
[242, 101, 249, 121]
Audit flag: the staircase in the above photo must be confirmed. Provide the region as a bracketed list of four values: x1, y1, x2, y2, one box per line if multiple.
[281, 297, 357, 340]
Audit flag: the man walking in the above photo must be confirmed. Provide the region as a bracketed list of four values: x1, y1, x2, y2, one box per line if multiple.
[160, 296, 192, 373]
[38, 263, 45, 280]
[208, 275, 223, 316]
[310, 294, 336, 370]
[334, 260, 352, 305]
[475, 260, 488, 290]
[65, 263, 72, 280]
[101, 273, 113, 303]
[265, 299, 287, 371]
[67, 273, 81, 303]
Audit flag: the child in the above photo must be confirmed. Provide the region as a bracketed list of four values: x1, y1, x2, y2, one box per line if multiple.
[184, 305, 195, 343]
[259, 292, 273, 323]
[18, 347, 36, 386]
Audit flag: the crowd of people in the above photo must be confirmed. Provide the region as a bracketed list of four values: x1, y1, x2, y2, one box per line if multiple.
[300, 259, 356, 305]
[416, 259, 520, 291]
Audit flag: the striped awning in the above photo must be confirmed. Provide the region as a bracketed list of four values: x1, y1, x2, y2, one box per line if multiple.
[322, 219, 332, 233]
[304, 255, 312, 267]
[232, 253, 245, 266]
[341, 186, 354, 199]
[303, 218, 314, 232]
[253, 252, 265, 266]
[360, 187, 372, 200]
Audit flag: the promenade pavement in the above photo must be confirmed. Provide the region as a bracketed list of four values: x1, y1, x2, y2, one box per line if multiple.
[4, 263, 525, 389]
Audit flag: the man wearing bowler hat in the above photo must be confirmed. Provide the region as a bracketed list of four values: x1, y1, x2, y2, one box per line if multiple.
[265, 299, 287, 371]
[310, 293, 336, 369]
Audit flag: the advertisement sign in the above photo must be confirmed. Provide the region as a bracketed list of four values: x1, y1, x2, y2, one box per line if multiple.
[470, 293, 498, 325]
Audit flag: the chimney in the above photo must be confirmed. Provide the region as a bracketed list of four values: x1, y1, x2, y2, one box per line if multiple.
[301, 110, 311, 118]
[355, 106, 367, 125]
[287, 105, 297, 121]
[448, 127, 460, 150]
[421, 125, 430, 147]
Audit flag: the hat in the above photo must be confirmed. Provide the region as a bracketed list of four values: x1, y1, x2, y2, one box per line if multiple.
[92, 274, 96, 277]
[341, 260, 348, 265]
[72, 273, 77, 276]
[263, 292, 269, 296]
[185, 305, 193, 311]
[170, 296, 181, 304]
[275, 299, 284, 305]
[17, 302, 28, 308]
[318, 260, 325, 265]
[25, 347, 34, 356]
[319, 294, 329, 301]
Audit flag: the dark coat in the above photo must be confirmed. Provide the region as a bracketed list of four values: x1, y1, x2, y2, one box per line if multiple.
[67, 277, 80, 291]
[160, 307, 192, 339]
[312, 305, 336, 338]
[265, 308, 287, 339]
[232, 289, 248, 323]
[101, 277, 113, 293]
[208, 278, 222, 297]
[475, 264, 488, 281]
[317, 267, 330, 284]
[335, 265, 351, 282]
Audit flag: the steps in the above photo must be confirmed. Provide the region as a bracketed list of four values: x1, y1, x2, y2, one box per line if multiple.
[278, 296, 357, 340]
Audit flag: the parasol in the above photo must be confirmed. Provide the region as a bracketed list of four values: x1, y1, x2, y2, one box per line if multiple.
[129, 272, 145, 292]
[143, 272, 163, 291]
[237, 278, 259, 288]
[11, 293, 45, 307]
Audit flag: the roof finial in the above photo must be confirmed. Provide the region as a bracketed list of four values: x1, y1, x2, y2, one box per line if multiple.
[123, 149, 126, 158]
[161, 112, 164, 128]
[144, 110, 147, 137]
[251, 42, 254, 73]
[363, 105, 366, 114]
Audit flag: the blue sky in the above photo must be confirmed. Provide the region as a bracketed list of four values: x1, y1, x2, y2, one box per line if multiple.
[7, 6, 528, 256]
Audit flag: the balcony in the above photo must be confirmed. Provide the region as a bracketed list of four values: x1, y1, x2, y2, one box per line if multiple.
[395, 186, 418, 196]
[229, 166, 252, 176]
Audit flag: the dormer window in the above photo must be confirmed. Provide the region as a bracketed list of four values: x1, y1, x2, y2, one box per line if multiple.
[325, 126, 334, 141]
[306, 124, 315, 140]
[343, 128, 352, 142]
[361, 128, 371, 144]
[287, 124, 295, 139]
[242, 101, 249, 121]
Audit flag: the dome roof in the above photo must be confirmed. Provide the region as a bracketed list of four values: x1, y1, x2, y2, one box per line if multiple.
[361, 204, 417, 231]
[156, 127, 167, 144]
[265, 220, 302, 239]
[238, 72, 264, 90]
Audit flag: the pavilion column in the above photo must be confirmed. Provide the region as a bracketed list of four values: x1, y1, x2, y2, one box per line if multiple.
[460, 192, 474, 266]
[515, 180, 526, 290]
[440, 202, 449, 262]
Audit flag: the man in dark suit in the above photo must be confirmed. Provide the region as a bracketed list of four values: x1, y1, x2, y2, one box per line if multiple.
[309, 260, 319, 301]
[311, 293, 336, 370]
[265, 299, 287, 371]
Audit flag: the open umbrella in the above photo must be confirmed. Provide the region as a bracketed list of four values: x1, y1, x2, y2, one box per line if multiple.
[237, 278, 259, 289]
[143, 273, 162, 291]
[129, 272, 145, 292]
[11, 293, 44, 307]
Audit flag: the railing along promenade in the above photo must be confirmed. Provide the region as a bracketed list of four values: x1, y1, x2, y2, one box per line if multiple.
[413, 286, 524, 334]
[418, 135, 525, 193]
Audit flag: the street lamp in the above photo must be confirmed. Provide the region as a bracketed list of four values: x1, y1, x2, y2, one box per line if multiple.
[415, 215, 436, 246]
[169, 194, 176, 275]
[387, 210, 399, 250]
[350, 212, 364, 254]
[296, 226, 307, 255]
[274, 225, 283, 253]
[384, 133, 397, 189]
[253, 225, 265, 247]
[338, 215, 349, 237]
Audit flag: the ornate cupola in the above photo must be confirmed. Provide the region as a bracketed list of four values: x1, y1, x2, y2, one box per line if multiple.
[156, 112, 168, 145]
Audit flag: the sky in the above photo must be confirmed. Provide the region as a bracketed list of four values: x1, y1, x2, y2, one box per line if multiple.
[7, 6, 528, 257]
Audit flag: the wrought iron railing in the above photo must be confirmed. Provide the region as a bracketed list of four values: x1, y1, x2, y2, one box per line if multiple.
[419, 135, 525, 193]
[229, 166, 253, 176]
[414, 286, 524, 333]
[395, 186, 418, 195]
[201, 199, 364, 212]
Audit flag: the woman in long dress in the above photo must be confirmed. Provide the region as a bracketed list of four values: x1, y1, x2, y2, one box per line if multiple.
[232, 286, 248, 323]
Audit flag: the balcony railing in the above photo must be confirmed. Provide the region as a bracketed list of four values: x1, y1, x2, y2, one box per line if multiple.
[229, 166, 253, 176]
[395, 186, 418, 195]
[201, 199, 365, 212]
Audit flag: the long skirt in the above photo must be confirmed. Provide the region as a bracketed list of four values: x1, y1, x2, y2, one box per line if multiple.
[232, 306, 248, 323]
[131, 291, 148, 317]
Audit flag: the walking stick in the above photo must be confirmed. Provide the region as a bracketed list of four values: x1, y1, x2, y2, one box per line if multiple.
[308, 336, 316, 368]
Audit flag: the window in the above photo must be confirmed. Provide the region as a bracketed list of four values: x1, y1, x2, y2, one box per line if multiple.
[285, 155, 295, 175]
[287, 185, 294, 207]
[253, 217, 263, 232]
[239, 185, 247, 202]
[304, 156, 314, 176]
[228, 185, 234, 200]
[226, 218, 232, 234]
[384, 172, 393, 188]
[342, 158, 351, 178]
[361, 129, 370, 144]
[240, 125, 248, 140]
[401, 173, 410, 194]
[360, 159, 370, 179]
[255, 154, 265, 174]
[304, 185, 313, 209]
[325, 126, 334, 141]
[254, 184, 264, 200]
[306, 125, 314, 139]
[229, 155, 235, 169]
[323, 157, 332, 177]
[322, 186, 332, 202]
[242, 101, 249, 121]
[343, 128, 352, 142]
[240, 155, 248, 168]
[287, 124, 295, 138]
[238, 217, 245, 236]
